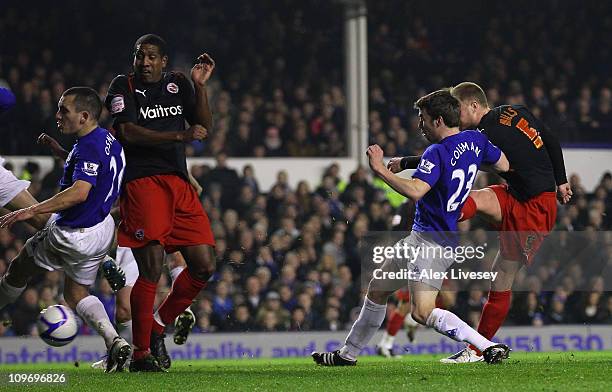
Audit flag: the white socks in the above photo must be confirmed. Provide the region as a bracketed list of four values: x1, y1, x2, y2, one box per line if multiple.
[76, 295, 118, 349]
[0, 278, 26, 309]
[116, 320, 133, 346]
[426, 308, 494, 352]
[340, 297, 387, 360]
[170, 266, 185, 282]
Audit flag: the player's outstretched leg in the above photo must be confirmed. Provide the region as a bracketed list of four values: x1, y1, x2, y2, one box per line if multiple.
[312, 282, 393, 366]
[92, 284, 134, 370]
[167, 256, 196, 345]
[411, 283, 510, 365]
[441, 253, 517, 363]
[129, 243, 165, 371]
[312, 255, 403, 366]
[150, 246, 214, 368]
[64, 276, 133, 373]
[312, 295, 386, 366]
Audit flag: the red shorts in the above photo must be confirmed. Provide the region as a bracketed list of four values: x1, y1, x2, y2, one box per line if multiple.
[489, 184, 557, 264]
[118, 174, 215, 252]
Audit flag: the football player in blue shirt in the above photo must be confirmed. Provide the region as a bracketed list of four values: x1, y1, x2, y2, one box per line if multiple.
[313, 89, 511, 366]
[0, 87, 130, 373]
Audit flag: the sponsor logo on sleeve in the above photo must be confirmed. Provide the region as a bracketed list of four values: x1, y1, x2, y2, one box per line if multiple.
[417, 158, 436, 174]
[110, 95, 125, 114]
[82, 162, 99, 177]
[166, 83, 179, 94]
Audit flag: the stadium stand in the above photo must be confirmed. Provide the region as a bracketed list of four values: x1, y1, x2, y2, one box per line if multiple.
[0, 0, 610, 337]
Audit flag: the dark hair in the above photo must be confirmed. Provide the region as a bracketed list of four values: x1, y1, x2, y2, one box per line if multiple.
[62, 87, 102, 120]
[134, 34, 167, 57]
[451, 82, 489, 108]
[414, 89, 460, 127]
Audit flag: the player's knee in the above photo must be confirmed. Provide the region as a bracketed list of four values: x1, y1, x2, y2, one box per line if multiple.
[190, 247, 216, 281]
[366, 289, 391, 305]
[189, 262, 214, 282]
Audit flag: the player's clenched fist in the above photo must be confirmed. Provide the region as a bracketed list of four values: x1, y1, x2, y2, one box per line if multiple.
[366, 144, 385, 174]
[184, 124, 208, 142]
[191, 53, 215, 87]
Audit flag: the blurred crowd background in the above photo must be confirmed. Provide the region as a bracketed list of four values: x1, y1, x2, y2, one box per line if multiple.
[0, 1, 610, 159]
[0, 0, 611, 338]
[1, 159, 610, 337]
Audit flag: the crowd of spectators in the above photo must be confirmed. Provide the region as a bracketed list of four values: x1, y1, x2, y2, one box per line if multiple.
[0, 1, 610, 161]
[0, 155, 610, 337]
[366, 0, 612, 156]
[0, 0, 610, 339]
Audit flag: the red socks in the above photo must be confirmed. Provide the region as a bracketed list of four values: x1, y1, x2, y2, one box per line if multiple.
[153, 268, 207, 333]
[386, 311, 405, 337]
[459, 196, 477, 222]
[130, 277, 157, 360]
[469, 290, 512, 354]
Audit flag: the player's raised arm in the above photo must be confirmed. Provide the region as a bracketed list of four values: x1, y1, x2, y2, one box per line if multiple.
[368, 144, 431, 201]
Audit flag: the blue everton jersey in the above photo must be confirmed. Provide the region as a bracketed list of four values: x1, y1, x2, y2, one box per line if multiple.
[412, 130, 502, 236]
[56, 127, 125, 228]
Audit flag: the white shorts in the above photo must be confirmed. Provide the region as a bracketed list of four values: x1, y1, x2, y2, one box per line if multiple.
[0, 161, 30, 208]
[116, 246, 139, 287]
[25, 214, 115, 286]
[390, 231, 455, 291]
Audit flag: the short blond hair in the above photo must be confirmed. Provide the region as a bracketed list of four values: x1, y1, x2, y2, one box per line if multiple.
[451, 82, 489, 108]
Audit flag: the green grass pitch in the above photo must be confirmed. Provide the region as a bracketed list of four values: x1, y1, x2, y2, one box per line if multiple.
[1, 351, 611, 391]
